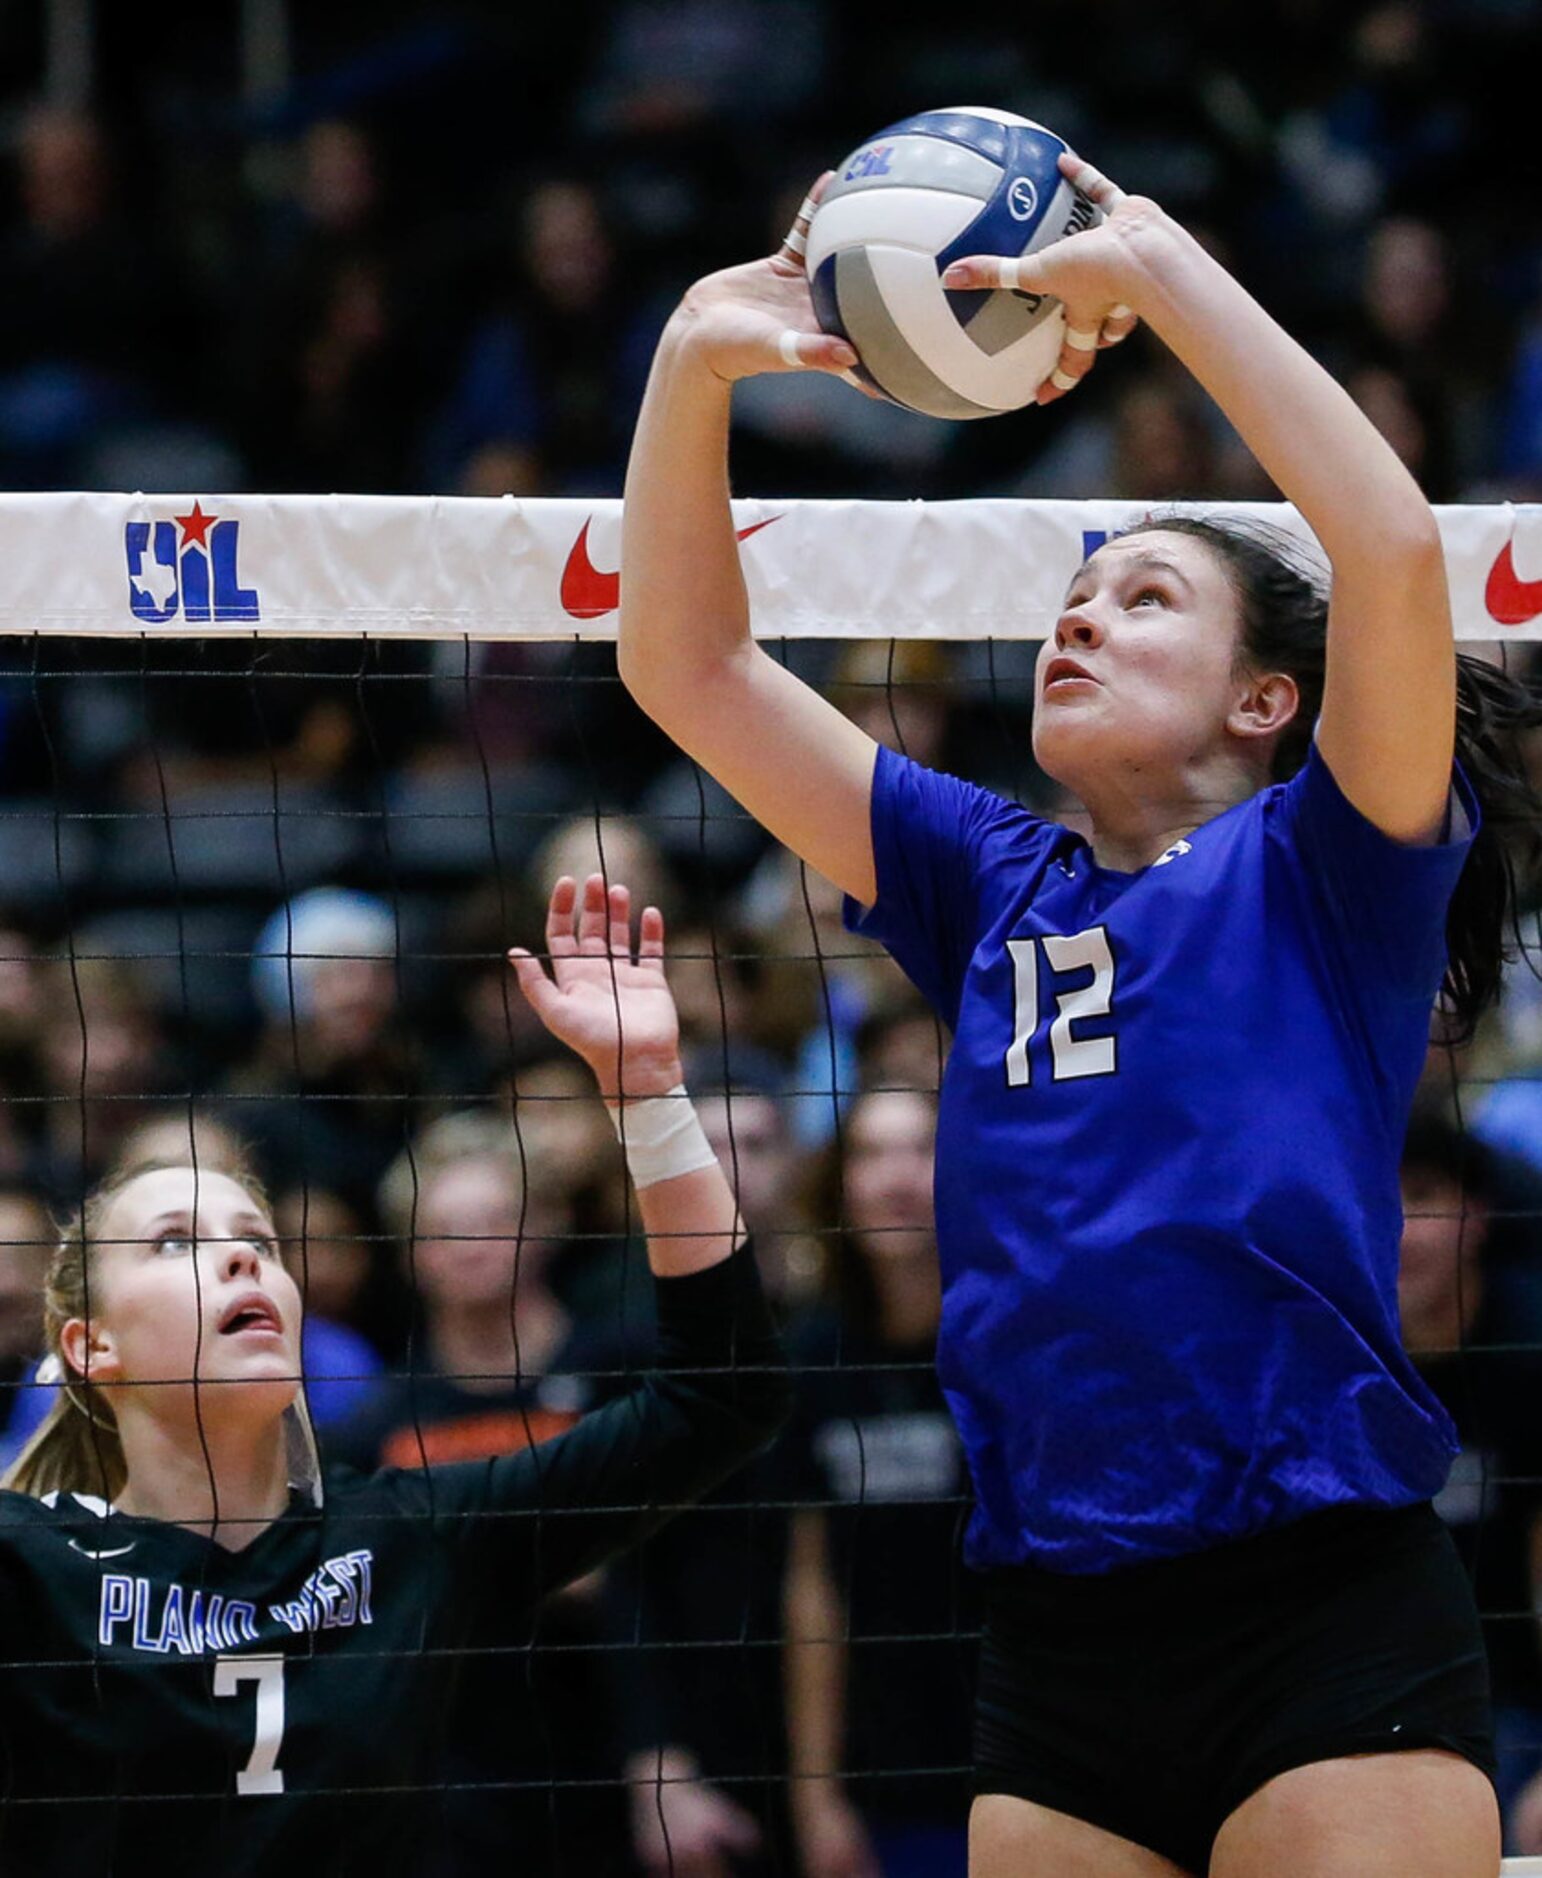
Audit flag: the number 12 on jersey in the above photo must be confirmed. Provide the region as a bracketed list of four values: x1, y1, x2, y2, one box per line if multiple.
[1005, 926, 1118, 1086]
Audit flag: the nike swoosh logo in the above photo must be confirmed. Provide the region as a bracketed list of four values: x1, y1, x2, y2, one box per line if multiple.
[560, 516, 779, 620]
[1486, 540, 1542, 626]
[68, 1539, 135, 1559]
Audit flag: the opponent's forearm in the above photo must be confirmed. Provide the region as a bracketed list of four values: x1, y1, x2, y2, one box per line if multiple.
[1124, 209, 1438, 564]
[619, 321, 760, 708]
[633, 1159, 744, 1278]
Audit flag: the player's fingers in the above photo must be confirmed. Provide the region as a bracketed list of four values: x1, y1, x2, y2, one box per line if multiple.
[940, 253, 1049, 294]
[1038, 314, 1104, 401]
[607, 882, 632, 959]
[545, 875, 579, 955]
[576, 872, 609, 952]
[638, 905, 666, 960]
[1100, 303, 1138, 347]
[1057, 149, 1128, 209]
[775, 328, 858, 375]
[775, 171, 833, 268]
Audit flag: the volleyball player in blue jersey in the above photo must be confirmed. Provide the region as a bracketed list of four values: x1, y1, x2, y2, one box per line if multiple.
[618, 154, 1542, 1875]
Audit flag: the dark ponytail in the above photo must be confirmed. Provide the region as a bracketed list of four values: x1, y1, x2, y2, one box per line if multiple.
[1122, 514, 1542, 1042]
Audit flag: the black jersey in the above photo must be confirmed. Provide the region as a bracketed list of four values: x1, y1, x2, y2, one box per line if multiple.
[0, 1246, 788, 1877]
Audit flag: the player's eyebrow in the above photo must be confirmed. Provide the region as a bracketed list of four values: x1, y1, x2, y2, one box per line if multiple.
[138, 1210, 273, 1239]
[1064, 550, 1195, 602]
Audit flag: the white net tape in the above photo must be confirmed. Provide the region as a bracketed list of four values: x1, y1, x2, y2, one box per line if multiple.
[0, 494, 1535, 641]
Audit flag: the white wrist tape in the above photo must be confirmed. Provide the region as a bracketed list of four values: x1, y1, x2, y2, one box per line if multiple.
[608, 1085, 719, 1189]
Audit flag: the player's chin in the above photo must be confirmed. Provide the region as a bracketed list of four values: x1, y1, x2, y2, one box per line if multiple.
[202, 1338, 302, 1392]
[1031, 708, 1113, 779]
[209, 1368, 302, 1424]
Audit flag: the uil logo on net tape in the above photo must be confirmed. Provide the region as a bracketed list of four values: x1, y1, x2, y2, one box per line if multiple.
[124, 501, 260, 624]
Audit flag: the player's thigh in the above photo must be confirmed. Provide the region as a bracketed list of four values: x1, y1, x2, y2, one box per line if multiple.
[1208, 1749, 1500, 1878]
[969, 1792, 1194, 1877]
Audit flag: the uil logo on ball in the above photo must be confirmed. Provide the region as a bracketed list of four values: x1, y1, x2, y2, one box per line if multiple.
[1007, 177, 1039, 222]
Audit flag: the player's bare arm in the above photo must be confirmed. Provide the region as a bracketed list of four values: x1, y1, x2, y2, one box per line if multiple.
[619, 181, 879, 906]
[944, 153, 1453, 844]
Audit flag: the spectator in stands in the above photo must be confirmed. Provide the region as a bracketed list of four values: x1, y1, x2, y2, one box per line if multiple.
[269, 1182, 388, 1425]
[427, 177, 659, 494]
[225, 889, 408, 1213]
[237, 119, 422, 493]
[0, 105, 186, 486]
[689, 1064, 818, 1309]
[783, 1086, 974, 1878]
[32, 957, 174, 1195]
[529, 812, 674, 921]
[1399, 1107, 1542, 1853]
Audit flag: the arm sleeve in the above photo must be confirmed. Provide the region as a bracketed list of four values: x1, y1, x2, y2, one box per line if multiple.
[426, 1243, 790, 1611]
[1276, 741, 1480, 1004]
[842, 743, 1046, 1028]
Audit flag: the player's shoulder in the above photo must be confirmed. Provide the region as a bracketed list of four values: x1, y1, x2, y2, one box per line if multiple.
[0, 1486, 110, 1525]
[0, 1488, 127, 1567]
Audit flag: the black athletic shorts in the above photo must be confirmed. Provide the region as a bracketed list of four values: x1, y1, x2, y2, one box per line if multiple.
[973, 1500, 1495, 1873]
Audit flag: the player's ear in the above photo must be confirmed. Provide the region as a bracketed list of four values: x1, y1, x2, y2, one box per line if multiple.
[59, 1316, 121, 1386]
[1228, 670, 1298, 742]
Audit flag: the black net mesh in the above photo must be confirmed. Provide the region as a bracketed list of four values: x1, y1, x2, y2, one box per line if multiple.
[0, 632, 1536, 1876]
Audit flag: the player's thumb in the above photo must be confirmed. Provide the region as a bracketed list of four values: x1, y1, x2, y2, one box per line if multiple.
[506, 948, 555, 1014]
[940, 253, 1050, 294]
[775, 328, 859, 375]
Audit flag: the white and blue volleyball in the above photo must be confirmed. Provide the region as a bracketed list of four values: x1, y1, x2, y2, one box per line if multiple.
[807, 107, 1101, 419]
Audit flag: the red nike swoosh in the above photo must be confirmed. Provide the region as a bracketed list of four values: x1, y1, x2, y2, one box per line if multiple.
[1486, 540, 1542, 627]
[560, 516, 779, 619]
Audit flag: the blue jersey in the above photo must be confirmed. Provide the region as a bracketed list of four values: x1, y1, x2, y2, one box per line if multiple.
[846, 741, 1478, 1574]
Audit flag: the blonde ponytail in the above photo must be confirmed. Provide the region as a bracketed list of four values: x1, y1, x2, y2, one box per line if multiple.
[2, 1385, 124, 1502]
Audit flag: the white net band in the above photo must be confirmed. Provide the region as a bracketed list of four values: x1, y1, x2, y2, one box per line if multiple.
[0, 494, 1535, 641]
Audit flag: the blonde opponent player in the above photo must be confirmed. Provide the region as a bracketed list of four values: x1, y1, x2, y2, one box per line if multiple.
[618, 152, 1542, 1876]
[0, 875, 788, 1876]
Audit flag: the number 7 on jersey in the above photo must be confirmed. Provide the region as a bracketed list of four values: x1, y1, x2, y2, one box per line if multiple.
[214, 1653, 286, 1795]
[1005, 927, 1118, 1086]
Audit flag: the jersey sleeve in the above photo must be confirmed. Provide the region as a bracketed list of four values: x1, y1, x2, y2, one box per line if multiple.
[843, 744, 1047, 1028]
[1275, 741, 1479, 1003]
[415, 1244, 790, 1612]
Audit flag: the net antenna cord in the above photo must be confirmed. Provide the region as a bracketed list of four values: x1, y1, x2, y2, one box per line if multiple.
[0, 493, 1536, 642]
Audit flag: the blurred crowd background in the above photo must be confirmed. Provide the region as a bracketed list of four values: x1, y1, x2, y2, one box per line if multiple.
[1, 1, 1542, 1872]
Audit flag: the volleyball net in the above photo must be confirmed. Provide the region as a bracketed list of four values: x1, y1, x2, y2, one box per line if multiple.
[1, 491, 1540, 1871]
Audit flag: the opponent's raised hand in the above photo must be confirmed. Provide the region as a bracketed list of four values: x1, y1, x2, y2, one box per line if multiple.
[508, 874, 683, 1102]
[941, 151, 1148, 404]
[670, 172, 859, 385]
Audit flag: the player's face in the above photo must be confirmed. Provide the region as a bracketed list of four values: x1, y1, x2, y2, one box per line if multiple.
[73, 1168, 302, 1426]
[1032, 532, 1250, 797]
[842, 1090, 936, 1264]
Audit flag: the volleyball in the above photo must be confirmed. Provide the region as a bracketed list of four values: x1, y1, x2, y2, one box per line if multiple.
[806, 106, 1103, 419]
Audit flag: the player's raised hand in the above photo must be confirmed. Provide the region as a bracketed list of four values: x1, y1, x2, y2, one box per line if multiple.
[941, 151, 1148, 404]
[508, 874, 684, 1103]
[670, 172, 860, 384]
